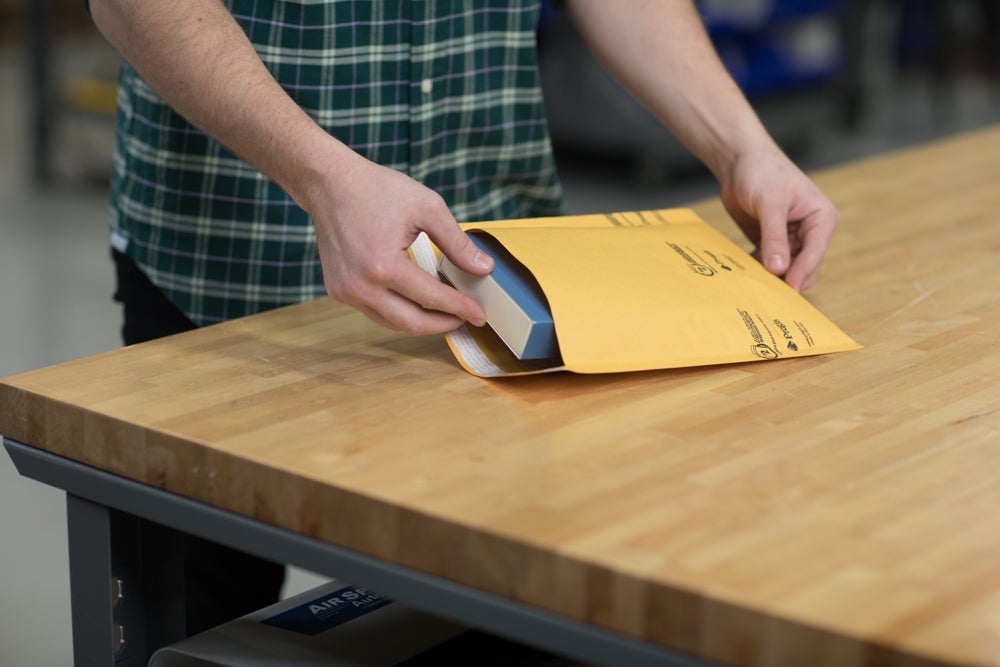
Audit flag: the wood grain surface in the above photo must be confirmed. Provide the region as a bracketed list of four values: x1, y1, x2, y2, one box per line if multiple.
[3, 127, 1000, 667]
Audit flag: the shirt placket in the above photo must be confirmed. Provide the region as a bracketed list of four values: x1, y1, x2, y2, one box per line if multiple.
[408, 0, 445, 186]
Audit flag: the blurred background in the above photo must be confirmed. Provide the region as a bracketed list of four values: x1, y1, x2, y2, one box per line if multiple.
[2, 0, 1000, 664]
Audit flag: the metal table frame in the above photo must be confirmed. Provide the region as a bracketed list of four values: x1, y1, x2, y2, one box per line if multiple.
[5, 438, 712, 667]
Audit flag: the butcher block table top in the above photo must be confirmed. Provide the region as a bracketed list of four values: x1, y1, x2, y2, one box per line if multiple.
[3, 126, 1000, 667]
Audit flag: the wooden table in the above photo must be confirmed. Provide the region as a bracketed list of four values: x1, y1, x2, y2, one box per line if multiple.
[4, 127, 1000, 667]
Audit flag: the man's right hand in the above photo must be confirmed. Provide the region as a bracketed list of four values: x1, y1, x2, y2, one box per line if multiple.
[306, 155, 493, 335]
[90, 0, 492, 336]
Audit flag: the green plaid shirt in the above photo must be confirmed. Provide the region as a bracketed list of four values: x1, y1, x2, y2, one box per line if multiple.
[109, 0, 565, 326]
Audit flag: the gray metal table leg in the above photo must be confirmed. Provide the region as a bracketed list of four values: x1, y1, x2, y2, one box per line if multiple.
[67, 494, 116, 666]
[67, 494, 186, 666]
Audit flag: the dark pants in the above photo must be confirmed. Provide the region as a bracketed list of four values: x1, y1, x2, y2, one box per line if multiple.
[111, 249, 286, 636]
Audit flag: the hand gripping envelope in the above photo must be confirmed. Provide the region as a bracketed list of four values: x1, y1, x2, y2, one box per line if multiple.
[410, 209, 860, 378]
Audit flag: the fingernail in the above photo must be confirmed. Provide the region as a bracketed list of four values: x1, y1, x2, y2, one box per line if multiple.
[765, 254, 787, 273]
[474, 250, 494, 271]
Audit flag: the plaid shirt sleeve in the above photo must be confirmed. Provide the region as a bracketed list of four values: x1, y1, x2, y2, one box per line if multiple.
[109, 0, 565, 326]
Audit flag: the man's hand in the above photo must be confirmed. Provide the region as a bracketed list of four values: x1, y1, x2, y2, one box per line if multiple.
[718, 143, 839, 291]
[565, 0, 839, 290]
[309, 157, 492, 335]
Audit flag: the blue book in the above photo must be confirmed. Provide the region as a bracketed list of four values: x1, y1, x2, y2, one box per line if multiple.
[438, 233, 559, 360]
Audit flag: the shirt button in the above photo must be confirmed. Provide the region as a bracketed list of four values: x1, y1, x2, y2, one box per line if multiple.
[420, 78, 434, 95]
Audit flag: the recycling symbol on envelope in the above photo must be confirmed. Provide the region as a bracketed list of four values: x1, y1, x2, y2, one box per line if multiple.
[665, 242, 716, 276]
[737, 308, 805, 359]
[665, 242, 746, 276]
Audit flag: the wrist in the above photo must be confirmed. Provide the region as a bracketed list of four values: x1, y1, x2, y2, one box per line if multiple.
[273, 124, 360, 216]
[699, 114, 777, 183]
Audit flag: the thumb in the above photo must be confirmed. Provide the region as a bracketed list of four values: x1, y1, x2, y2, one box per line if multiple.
[431, 224, 494, 276]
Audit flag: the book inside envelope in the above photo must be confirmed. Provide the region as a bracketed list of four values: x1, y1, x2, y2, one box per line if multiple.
[411, 208, 860, 377]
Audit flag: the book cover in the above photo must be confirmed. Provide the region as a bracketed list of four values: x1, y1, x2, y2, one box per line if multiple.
[438, 232, 559, 361]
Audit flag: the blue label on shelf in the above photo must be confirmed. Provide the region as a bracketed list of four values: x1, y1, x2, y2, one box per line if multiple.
[261, 586, 393, 636]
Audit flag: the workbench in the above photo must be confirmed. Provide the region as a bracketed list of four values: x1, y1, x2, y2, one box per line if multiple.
[3, 126, 999, 666]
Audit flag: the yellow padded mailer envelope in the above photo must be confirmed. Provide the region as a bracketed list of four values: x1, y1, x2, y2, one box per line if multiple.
[415, 209, 860, 377]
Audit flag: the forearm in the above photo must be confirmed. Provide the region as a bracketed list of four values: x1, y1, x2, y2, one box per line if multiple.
[566, 0, 838, 290]
[89, 0, 350, 211]
[564, 0, 774, 180]
[91, 0, 491, 333]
